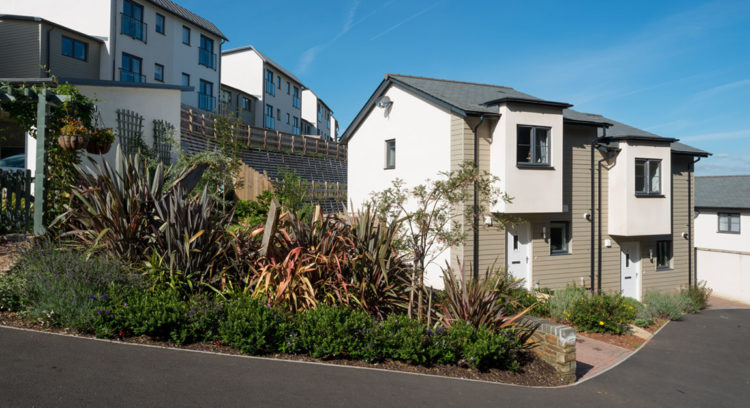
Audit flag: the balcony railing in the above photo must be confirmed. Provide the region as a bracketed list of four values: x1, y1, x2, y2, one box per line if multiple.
[198, 93, 216, 111]
[120, 68, 146, 83]
[198, 48, 217, 70]
[121, 13, 146, 42]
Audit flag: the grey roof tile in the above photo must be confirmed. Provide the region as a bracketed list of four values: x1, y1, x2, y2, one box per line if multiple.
[146, 0, 227, 40]
[695, 175, 750, 209]
[671, 141, 710, 156]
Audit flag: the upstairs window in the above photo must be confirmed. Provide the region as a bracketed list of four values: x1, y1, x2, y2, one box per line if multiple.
[181, 72, 190, 87]
[199, 35, 216, 69]
[241, 97, 251, 111]
[656, 240, 672, 269]
[122, 0, 146, 42]
[317, 103, 323, 122]
[120, 53, 144, 82]
[155, 13, 165, 34]
[293, 117, 300, 135]
[154, 63, 164, 82]
[292, 86, 300, 108]
[266, 70, 275, 95]
[385, 139, 396, 169]
[265, 104, 275, 129]
[62, 36, 87, 61]
[550, 222, 569, 254]
[635, 159, 661, 195]
[517, 125, 550, 166]
[287, 81, 291, 95]
[198, 79, 215, 111]
[286, 113, 290, 124]
[718, 213, 741, 233]
[182, 26, 191, 45]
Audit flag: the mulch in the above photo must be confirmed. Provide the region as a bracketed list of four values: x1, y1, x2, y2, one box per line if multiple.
[0, 235, 31, 272]
[0, 311, 568, 387]
[575, 319, 668, 350]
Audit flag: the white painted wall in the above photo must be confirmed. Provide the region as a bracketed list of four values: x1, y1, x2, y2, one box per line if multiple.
[697, 250, 750, 304]
[221, 51, 263, 99]
[695, 211, 750, 252]
[347, 84, 453, 287]
[608, 141, 672, 236]
[301, 89, 318, 131]
[490, 104, 564, 213]
[77, 84, 182, 166]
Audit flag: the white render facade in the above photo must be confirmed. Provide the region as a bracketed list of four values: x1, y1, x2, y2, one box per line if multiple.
[1, 0, 225, 110]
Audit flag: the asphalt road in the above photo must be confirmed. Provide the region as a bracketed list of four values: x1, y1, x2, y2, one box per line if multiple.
[1, 309, 748, 407]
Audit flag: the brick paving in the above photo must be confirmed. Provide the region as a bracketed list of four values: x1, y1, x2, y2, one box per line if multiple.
[575, 335, 633, 381]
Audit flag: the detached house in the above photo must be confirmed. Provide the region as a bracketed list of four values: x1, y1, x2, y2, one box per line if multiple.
[343, 74, 709, 298]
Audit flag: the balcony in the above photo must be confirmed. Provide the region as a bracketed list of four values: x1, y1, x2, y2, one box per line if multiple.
[121, 13, 146, 42]
[198, 48, 217, 70]
[120, 68, 146, 83]
[198, 93, 216, 111]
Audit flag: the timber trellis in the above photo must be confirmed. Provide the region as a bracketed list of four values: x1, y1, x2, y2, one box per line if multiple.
[0, 169, 33, 233]
[180, 105, 346, 161]
[116, 109, 145, 155]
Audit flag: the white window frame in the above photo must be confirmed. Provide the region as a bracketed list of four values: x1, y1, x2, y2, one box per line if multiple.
[384, 139, 396, 169]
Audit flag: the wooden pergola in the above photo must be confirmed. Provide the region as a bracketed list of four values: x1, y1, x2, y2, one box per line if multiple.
[0, 79, 70, 235]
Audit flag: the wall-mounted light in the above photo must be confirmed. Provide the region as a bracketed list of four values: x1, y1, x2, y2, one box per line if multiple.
[682, 232, 689, 240]
[484, 215, 493, 226]
[542, 226, 547, 240]
[649, 248, 654, 262]
[583, 212, 591, 221]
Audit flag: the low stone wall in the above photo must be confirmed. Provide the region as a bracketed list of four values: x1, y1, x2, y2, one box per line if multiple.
[522, 316, 577, 383]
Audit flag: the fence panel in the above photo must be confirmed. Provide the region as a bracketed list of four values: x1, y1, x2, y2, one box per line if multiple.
[0, 169, 33, 233]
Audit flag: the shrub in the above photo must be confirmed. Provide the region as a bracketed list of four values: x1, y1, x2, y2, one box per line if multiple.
[12, 244, 138, 331]
[0, 271, 25, 312]
[549, 284, 590, 322]
[507, 287, 551, 317]
[569, 293, 637, 334]
[634, 318, 650, 328]
[289, 305, 373, 359]
[97, 289, 191, 343]
[682, 281, 712, 310]
[462, 325, 522, 371]
[642, 291, 697, 321]
[372, 314, 436, 364]
[219, 296, 285, 354]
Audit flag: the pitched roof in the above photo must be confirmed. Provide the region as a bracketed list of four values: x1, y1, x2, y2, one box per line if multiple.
[563, 109, 612, 126]
[223, 45, 304, 87]
[601, 117, 678, 142]
[145, 0, 227, 40]
[671, 141, 710, 157]
[695, 175, 750, 209]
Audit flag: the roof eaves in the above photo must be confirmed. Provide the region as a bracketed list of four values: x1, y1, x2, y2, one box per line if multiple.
[340, 79, 391, 144]
[483, 97, 573, 109]
[602, 135, 679, 143]
[564, 118, 613, 128]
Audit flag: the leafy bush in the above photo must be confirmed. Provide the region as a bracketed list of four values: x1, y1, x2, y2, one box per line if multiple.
[235, 191, 275, 226]
[642, 291, 699, 321]
[372, 314, 436, 364]
[289, 305, 373, 359]
[507, 287, 551, 317]
[218, 296, 285, 354]
[12, 244, 138, 331]
[0, 271, 25, 311]
[569, 293, 637, 334]
[549, 284, 590, 322]
[681, 281, 712, 310]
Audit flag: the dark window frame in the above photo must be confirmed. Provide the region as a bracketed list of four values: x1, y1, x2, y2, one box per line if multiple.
[265, 70, 275, 95]
[292, 86, 300, 108]
[635, 158, 662, 196]
[241, 97, 251, 112]
[154, 63, 164, 82]
[656, 240, 672, 270]
[182, 25, 191, 45]
[549, 221, 570, 255]
[265, 104, 275, 129]
[385, 139, 396, 169]
[181, 72, 190, 87]
[61, 36, 88, 61]
[155, 13, 165, 34]
[718, 212, 741, 234]
[516, 125, 551, 166]
[198, 79, 214, 111]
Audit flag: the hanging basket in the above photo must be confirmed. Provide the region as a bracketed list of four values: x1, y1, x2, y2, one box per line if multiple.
[58, 134, 89, 150]
[86, 140, 112, 155]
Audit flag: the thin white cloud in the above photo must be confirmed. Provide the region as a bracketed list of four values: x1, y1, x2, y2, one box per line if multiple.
[369, 2, 442, 41]
[680, 128, 750, 143]
[297, 0, 361, 75]
[697, 153, 750, 176]
[692, 78, 750, 99]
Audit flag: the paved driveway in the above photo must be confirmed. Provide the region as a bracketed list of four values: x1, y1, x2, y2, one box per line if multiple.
[1, 309, 748, 407]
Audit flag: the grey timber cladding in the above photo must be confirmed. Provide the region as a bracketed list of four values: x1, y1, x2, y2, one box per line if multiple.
[0, 19, 43, 78]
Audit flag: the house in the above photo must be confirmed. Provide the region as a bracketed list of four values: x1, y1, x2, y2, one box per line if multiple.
[342, 74, 710, 298]
[695, 176, 750, 304]
[1, 0, 226, 111]
[222, 45, 337, 139]
[219, 83, 258, 126]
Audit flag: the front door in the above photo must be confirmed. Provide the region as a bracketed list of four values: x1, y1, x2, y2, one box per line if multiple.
[507, 224, 531, 289]
[620, 242, 640, 299]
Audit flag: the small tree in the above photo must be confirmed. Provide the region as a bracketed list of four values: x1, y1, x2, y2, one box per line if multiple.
[370, 161, 513, 320]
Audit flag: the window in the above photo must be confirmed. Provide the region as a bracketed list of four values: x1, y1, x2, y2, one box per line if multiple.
[656, 240, 672, 269]
[266, 70, 275, 95]
[155, 13, 165, 34]
[550, 222, 569, 254]
[286, 81, 290, 95]
[122, 0, 145, 42]
[182, 25, 191, 45]
[61, 36, 87, 61]
[265, 104, 275, 129]
[286, 113, 290, 124]
[293, 117, 299, 135]
[635, 159, 661, 195]
[317, 103, 323, 122]
[154, 63, 164, 82]
[277, 77, 281, 89]
[120, 53, 144, 82]
[326, 115, 330, 129]
[181, 73, 190, 87]
[292, 86, 300, 108]
[517, 126, 550, 165]
[241, 97, 251, 111]
[221, 90, 231, 103]
[198, 79, 214, 111]
[199, 35, 216, 69]
[718, 213, 741, 233]
[277, 108, 280, 120]
[385, 139, 396, 169]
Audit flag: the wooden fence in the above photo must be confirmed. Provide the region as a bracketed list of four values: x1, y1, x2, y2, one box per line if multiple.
[0, 169, 33, 233]
[180, 105, 346, 160]
[235, 164, 346, 203]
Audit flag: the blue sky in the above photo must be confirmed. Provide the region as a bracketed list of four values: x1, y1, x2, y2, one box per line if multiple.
[184, 0, 750, 175]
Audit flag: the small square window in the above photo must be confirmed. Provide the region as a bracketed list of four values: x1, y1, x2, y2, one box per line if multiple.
[550, 222, 569, 254]
[181, 73, 190, 86]
[656, 240, 672, 269]
[517, 126, 550, 165]
[154, 63, 164, 82]
[182, 26, 191, 45]
[62, 36, 87, 61]
[385, 139, 396, 169]
[718, 213, 741, 233]
[155, 13, 165, 34]
[635, 159, 661, 195]
[276, 108, 280, 120]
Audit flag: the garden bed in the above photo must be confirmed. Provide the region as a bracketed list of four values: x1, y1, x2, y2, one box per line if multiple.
[0, 310, 567, 387]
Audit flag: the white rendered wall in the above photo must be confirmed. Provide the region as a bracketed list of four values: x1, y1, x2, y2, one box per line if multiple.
[490, 104, 564, 213]
[347, 84, 452, 287]
[301, 89, 318, 130]
[221, 51, 264, 99]
[696, 250, 750, 304]
[695, 211, 750, 252]
[77, 84, 182, 166]
[608, 142, 672, 236]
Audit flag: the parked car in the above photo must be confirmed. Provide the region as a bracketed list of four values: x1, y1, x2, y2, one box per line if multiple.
[0, 154, 26, 172]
